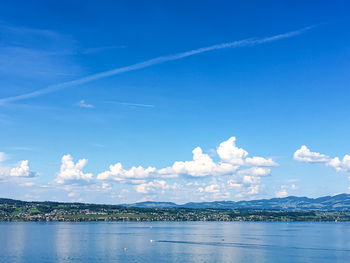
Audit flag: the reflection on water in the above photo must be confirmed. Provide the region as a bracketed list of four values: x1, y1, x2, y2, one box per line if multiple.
[3, 222, 26, 263]
[1, 222, 350, 263]
[55, 224, 73, 263]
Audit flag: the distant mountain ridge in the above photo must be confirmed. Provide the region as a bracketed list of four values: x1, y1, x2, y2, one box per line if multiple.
[122, 194, 350, 211]
[2, 194, 350, 211]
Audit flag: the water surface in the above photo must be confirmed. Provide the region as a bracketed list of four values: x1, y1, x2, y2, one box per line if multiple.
[1, 222, 349, 262]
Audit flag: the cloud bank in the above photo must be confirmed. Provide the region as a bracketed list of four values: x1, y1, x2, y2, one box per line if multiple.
[95, 137, 277, 183]
[92, 136, 278, 197]
[45, 137, 278, 199]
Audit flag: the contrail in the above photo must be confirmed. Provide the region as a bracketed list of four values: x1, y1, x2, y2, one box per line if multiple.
[0, 26, 314, 105]
[104, 101, 155, 108]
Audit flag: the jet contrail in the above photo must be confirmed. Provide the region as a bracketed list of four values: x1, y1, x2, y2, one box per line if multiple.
[0, 26, 314, 105]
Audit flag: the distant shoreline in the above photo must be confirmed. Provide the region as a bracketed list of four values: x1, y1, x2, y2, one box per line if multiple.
[1, 197, 350, 222]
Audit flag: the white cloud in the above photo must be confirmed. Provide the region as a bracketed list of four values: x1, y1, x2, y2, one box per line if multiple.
[97, 142, 249, 182]
[293, 145, 330, 163]
[78, 99, 94, 108]
[216, 137, 278, 167]
[10, 160, 36, 177]
[95, 137, 278, 197]
[0, 137, 279, 201]
[159, 137, 276, 178]
[203, 184, 220, 193]
[134, 180, 174, 194]
[217, 137, 248, 165]
[227, 180, 243, 189]
[244, 156, 278, 167]
[242, 175, 261, 185]
[247, 185, 260, 195]
[237, 167, 271, 177]
[275, 189, 288, 198]
[1, 138, 276, 202]
[327, 155, 350, 173]
[97, 162, 157, 181]
[198, 175, 263, 198]
[55, 154, 93, 184]
[159, 146, 238, 177]
[275, 184, 297, 198]
[294, 146, 350, 174]
[46, 137, 277, 199]
[0, 157, 37, 184]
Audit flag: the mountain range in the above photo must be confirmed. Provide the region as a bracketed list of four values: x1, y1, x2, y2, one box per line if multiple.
[121, 193, 350, 211]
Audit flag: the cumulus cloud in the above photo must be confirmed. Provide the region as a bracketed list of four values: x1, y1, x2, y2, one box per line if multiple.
[96, 145, 239, 181]
[242, 175, 261, 185]
[294, 145, 330, 163]
[98, 137, 277, 184]
[158, 146, 238, 177]
[275, 184, 296, 198]
[97, 162, 157, 181]
[198, 184, 220, 193]
[53, 137, 277, 199]
[225, 167, 272, 196]
[227, 180, 243, 189]
[244, 156, 277, 167]
[275, 188, 288, 198]
[247, 185, 260, 195]
[199, 176, 261, 198]
[0, 137, 279, 201]
[0, 157, 37, 192]
[55, 154, 93, 184]
[10, 160, 36, 177]
[217, 137, 248, 165]
[237, 167, 271, 177]
[327, 155, 350, 173]
[134, 180, 175, 194]
[95, 137, 278, 198]
[217, 137, 278, 166]
[294, 146, 350, 174]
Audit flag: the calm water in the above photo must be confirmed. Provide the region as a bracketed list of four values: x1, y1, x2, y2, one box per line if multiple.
[1, 222, 350, 262]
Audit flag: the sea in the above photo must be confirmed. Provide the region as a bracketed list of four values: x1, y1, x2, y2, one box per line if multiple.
[1, 222, 349, 262]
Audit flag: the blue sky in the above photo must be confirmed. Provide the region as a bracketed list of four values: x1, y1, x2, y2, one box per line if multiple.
[0, 0, 350, 204]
